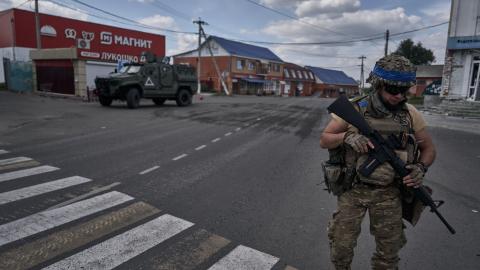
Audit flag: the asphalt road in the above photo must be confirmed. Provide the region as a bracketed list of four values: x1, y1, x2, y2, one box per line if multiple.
[0, 91, 478, 269]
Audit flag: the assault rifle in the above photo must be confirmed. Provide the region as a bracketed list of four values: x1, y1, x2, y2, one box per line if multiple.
[327, 95, 456, 234]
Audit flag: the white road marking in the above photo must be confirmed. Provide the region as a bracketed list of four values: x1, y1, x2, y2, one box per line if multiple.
[195, 145, 207, 151]
[172, 154, 188, 161]
[208, 245, 279, 270]
[42, 214, 194, 270]
[139, 166, 160, 175]
[47, 182, 121, 210]
[0, 165, 59, 183]
[0, 157, 33, 166]
[0, 191, 133, 247]
[0, 176, 91, 205]
[225, 132, 232, 136]
[257, 118, 262, 121]
[235, 127, 242, 132]
[212, 138, 221, 143]
[0, 150, 10, 155]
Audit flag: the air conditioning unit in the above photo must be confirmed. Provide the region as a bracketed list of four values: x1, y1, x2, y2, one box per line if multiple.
[77, 39, 90, 49]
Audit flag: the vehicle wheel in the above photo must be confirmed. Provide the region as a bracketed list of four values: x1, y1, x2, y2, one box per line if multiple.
[175, 89, 192, 107]
[126, 88, 140, 109]
[98, 96, 113, 107]
[152, 98, 166, 105]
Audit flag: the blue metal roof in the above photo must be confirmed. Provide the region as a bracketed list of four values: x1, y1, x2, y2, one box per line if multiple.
[306, 66, 357, 86]
[210, 36, 283, 62]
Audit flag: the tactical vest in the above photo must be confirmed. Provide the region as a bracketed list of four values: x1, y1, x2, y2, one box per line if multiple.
[347, 94, 418, 186]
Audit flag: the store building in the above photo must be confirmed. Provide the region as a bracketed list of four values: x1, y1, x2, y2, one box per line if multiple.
[442, 0, 480, 101]
[173, 36, 284, 95]
[0, 8, 165, 97]
[306, 66, 358, 97]
[282, 62, 315, 96]
[412, 65, 443, 96]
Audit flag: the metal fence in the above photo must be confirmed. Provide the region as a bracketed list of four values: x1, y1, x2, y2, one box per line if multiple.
[3, 58, 33, 92]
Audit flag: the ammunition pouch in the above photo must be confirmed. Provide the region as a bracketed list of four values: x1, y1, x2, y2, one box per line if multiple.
[400, 184, 432, 226]
[322, 162, 356, 196]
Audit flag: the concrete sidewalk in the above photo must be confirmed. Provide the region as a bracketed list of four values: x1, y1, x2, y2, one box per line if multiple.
[422, 111, 480, 135]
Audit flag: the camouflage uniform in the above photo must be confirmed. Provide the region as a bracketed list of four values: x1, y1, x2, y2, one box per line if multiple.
[328, 55, 417, 270]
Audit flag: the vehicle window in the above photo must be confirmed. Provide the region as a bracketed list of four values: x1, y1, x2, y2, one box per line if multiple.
[127, 66, 141, 74]
[119, 66, 129, 73]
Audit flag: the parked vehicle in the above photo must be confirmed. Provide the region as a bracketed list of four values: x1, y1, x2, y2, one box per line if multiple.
[95, 51, 197, 108]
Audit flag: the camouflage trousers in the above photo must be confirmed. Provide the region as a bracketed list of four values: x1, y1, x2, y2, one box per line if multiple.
[328, 184, 406, 270]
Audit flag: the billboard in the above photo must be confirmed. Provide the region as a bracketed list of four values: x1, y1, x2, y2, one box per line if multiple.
[9, 9, 165, 62]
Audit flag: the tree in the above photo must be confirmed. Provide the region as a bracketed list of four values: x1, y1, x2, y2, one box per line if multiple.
[393, 39, 435, 65]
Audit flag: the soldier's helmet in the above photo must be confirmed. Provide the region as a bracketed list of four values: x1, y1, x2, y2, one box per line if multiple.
[367, 54, 416, 88]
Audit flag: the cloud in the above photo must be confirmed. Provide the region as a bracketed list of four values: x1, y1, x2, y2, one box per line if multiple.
[260, 5, 449, 80]
[420, 1, 451, 24]
[0, 0, 27, 11]
[167, 33, 198, 56]
[138, 14, 176, 30]
[295, 0, 361, 17]
[263, 8, 421, 43]
[0, 0, 89, 20]
[128, 0, 155, 3]
[259, 0, 303, 9]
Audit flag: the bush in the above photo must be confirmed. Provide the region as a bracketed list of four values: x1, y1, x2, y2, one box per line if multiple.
[0, 83, 6, 91]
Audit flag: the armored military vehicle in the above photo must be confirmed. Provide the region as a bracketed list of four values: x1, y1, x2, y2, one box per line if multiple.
[94, 52, 197, 108]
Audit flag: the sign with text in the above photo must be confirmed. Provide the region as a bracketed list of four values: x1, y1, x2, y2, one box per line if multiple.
[11, 9, 165, 62]
[447, 35, 480, 50]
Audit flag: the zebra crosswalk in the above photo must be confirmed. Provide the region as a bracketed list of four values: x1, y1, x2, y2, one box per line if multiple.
[0, 150, 298, 270]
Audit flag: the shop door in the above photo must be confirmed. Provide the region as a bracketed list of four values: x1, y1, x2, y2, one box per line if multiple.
[468, 60, 480, 100]
[36, 60, 74, 95]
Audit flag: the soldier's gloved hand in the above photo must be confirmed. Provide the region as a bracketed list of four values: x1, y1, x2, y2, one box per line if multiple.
[343, 131, 373, 153]
[403, 163, 425, 188]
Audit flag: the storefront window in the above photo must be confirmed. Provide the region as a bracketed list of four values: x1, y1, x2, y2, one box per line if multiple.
[236, 59, 245, 70]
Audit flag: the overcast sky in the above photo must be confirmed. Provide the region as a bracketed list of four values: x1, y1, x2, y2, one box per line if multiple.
[1, 0, 452, 81]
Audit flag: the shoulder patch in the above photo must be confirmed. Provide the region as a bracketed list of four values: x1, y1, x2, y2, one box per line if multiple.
[357, 99, 368, 108]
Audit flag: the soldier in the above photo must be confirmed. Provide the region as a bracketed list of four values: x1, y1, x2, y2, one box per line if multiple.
[319, 54, 436, 270]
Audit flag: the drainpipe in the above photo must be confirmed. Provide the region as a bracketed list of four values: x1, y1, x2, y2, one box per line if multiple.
[10, 17, 16, 61]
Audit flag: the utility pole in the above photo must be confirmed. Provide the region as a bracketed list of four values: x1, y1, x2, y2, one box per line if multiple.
[193, 18, 207, 94]
[384, 29, 389, 56]
[35, 0, 41, 49]
[358, 55, 366, 93]
[200, 28, 230, 95]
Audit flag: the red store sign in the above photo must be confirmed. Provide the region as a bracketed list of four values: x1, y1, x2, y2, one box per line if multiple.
[9, 9, 166, 62]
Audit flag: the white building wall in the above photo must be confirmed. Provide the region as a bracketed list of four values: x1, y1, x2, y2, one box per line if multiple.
[85, 61, 116, 90]
[460, 53, 473, 97]
[450, 0, 480, 37]
[177, 40, 230, 58]
[444, 0, 480, 99]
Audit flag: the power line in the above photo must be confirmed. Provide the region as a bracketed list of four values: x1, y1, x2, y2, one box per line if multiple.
[0, 0, 32, 18]
[231, 21, 448, 46]
[68, 0, 196, 35]
[148, 0, 191, 22]
[44, 0, 195, 38]
[244, 0, 353, 37]
[244, 0, 387, 48]
[146, 0, 248, 41]
[283, 49, 360, 59]
[319, 64, 360, 69]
